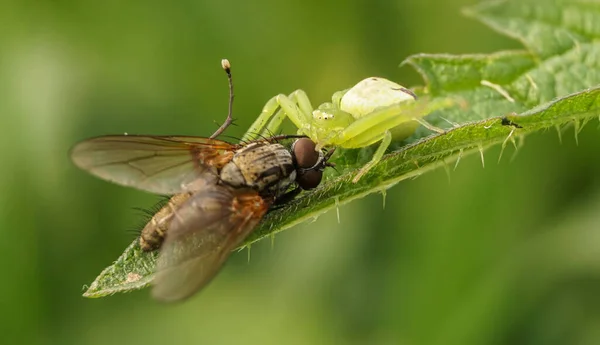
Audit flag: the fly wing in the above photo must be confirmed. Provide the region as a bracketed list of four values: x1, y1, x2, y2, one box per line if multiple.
[71, 135, 239, 194]
[152, 185, 270, 302]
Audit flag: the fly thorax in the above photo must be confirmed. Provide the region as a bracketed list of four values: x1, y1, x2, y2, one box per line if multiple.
[220, 161, 246, 188]
[222, 142, 295, 196]
[270, 169, 296, 198]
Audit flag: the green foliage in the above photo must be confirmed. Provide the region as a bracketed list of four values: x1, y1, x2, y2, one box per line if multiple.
[84, 0, 600, 298]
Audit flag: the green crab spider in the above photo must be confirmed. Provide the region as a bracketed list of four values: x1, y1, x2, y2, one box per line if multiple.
[242, 77, 449, 183]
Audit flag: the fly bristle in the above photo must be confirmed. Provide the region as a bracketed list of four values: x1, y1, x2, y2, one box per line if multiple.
[127, 196, 171, 237]
[255, 132, 270, 142]
[219, 134, 244, 143]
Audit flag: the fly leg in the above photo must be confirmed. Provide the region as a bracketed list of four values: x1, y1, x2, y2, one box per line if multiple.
[210, 59, 235, 139]
[269, 187, 303, 211]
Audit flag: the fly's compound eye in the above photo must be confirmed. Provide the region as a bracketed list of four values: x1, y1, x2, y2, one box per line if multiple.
[297, 169, 323, 190]
[292, 138, 324, 190]
[296, 170, 323, 190]
[292, 138, 320, 169]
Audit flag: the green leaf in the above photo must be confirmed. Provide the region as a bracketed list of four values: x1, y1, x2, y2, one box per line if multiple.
[84, 0, 600, 298]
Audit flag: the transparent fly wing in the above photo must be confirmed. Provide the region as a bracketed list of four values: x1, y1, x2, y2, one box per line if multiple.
[71, 135, 238, 194]
[152, 185, 270, 302]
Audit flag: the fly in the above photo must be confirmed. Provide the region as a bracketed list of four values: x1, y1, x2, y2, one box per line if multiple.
[71, 59, 332, 301]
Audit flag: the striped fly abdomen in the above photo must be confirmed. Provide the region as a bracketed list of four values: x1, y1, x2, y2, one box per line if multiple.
[140, 192, 192, 251]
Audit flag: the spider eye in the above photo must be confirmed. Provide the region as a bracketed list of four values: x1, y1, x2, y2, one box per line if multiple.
[292, 138, 320, 169]
[297, 169, 323, 190]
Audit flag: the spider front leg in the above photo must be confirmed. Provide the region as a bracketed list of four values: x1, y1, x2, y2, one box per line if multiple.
[241, 90, 314, 142]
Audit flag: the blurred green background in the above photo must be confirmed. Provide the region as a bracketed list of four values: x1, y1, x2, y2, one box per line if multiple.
[2, 0, 600, 344]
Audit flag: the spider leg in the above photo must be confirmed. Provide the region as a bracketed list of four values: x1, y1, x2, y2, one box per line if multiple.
[241, 90, 315, 142]
[351, 130, 392, 183]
